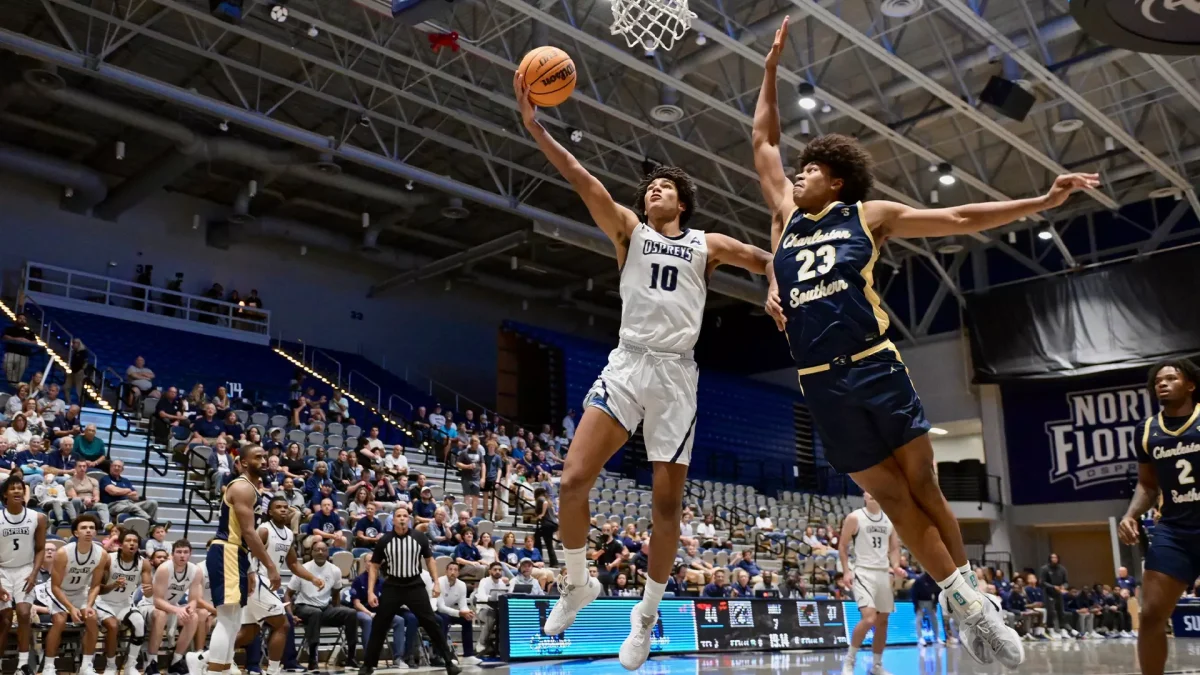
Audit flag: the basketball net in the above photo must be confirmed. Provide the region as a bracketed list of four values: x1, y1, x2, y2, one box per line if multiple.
[610, 0, 697, 51]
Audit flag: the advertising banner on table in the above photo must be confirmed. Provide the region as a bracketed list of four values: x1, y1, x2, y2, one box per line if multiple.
[1002, 370, 1151, 505]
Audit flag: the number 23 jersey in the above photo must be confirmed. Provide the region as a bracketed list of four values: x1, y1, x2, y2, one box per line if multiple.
[772, 201, 890, 368]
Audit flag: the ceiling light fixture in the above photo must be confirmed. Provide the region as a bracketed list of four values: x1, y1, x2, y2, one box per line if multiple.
[695, 33, 707, 46]
[307, 24, 319, 38]
[510, 256, 519, 271]
[800, 119, 810, 136]
[1038, 229, 1054, 241]
[269, 3, 288, 22]
[357, 113, 370, 127]
[361, 212, 370, 229]
[218, 120, 229, 132]
[115, 141, 126, 161]
[569, 128, 583, 144]
[937, 162, 956, 186]
[929, 189, 939, 204]
[797, 82, 817, 111]
[404, 180, 414, 191]
[929, 427, 949, 435]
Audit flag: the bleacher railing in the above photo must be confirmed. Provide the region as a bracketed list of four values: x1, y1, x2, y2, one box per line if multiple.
[24, 261, 271, 335]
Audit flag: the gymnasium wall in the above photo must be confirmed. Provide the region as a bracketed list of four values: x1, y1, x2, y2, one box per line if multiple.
[0, 174, 612, 404]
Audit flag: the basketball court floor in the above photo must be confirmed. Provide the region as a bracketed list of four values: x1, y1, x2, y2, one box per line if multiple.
[358, 639, 1200, 674]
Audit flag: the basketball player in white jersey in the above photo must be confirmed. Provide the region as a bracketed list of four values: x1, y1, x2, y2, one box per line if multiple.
[147, 540, 205, 675]
[515, 72, 776, 670]
[839, 493, 905, 675]
[0, 474, 47, 675]
[44, 514, 106, 675]
[96, 530, 153, 675]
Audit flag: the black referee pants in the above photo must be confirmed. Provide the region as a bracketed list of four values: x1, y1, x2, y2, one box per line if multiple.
[362, 583, 455, 670]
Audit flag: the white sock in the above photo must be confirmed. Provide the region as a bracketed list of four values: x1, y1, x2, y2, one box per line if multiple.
[126, 645, 142, 670]
[937, 571, 980, 612]
[873, 653, 883, 666]
[18, 653, 29, 667]
[82, 655, 94, 668]
[639, 578, 667, 615]
[847, 645, 858, 662]
[565, 546, 588, 586]
[267, 661, 281, 675]
[105, 662, 116, 674]
[171, 654, 183, 665]
[959, 564, 979, 590]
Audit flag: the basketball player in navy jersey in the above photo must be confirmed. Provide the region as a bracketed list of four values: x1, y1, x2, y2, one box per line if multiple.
[754, 16, 1099, 670]
[1119, 359, 1200, 675]
[515, 71, 776, 670]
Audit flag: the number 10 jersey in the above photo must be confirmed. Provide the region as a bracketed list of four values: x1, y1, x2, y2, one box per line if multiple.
[618, 223, 708, 354]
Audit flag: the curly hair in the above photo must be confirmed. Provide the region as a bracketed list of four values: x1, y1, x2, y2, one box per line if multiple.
[1146, 358, 1200, 403]
[633, 165, 697, 227]
[797, 133, 875, 204]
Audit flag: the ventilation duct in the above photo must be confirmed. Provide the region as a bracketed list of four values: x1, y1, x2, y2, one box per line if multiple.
[0, 140, 107, 212]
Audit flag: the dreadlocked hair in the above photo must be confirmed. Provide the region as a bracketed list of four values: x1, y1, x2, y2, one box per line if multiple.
[797, 133, 875, 204]
[633, 165, 697, 227]
[1147, 358, 1200, 404]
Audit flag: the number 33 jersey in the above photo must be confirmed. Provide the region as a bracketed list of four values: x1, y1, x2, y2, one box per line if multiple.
[618, 223, 708, 353]
[772, 201, 890, 369]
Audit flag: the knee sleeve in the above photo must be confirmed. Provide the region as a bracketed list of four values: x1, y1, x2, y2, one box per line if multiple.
[208, 605, 242, 666]
[127, 612, 146, 639]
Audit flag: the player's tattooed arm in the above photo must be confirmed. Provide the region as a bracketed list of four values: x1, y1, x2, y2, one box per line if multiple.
[864, 173, 1100, 240]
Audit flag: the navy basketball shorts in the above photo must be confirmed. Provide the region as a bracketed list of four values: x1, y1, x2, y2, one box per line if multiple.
[799, 347, 931, 474]
[1145, 523, 1200, 584]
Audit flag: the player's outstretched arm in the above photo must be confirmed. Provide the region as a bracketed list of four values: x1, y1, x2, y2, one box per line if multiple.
[753, 15, 794, 251]
[1120, 462, 1159, 545]
[865, 173, 1100, 240]
[513, 70, 638, 249]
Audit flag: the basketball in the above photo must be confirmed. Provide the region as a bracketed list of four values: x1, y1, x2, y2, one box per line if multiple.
[519, 46, 576, 107]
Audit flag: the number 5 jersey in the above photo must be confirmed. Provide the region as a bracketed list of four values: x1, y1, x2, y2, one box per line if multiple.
[583, 223, 707, 466]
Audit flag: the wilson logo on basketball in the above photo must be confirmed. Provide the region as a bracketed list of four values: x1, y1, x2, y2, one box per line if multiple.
[541, 63, 576, 86]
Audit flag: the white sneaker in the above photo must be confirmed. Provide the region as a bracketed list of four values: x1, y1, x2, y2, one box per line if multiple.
[868, 664, 892, 675]
[185, 652, 207, 675]
[41, 664, 57, 675]
[391, 659, 410, 670]
[104, 665, 117, 675]
[79, 663, 98, 675]
[917, 638, 927, 647]
[841, 658, 855, 675]
[619, 605, 657, 671]
[123, 662, 138, 675]
[1049, 630, 1062, 641]
[960, 594, 1025, 669]
[940, 591, 992, 664]
[945, 637, 958, 645]
[458, 656, 482, 666]
[543, 573, 602, 635]
[228, 661, 241, 675]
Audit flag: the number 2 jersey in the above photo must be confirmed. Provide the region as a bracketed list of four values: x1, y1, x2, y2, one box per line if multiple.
[618, 223, 708, 353]
[772, 201, 890, 368]
[1140, 403, 1200, 530]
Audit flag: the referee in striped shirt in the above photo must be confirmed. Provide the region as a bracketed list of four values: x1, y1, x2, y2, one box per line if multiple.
[360, 511, 462, 675]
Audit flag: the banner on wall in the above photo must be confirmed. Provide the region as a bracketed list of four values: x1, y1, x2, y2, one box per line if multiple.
[1003, 370, 1152, 505]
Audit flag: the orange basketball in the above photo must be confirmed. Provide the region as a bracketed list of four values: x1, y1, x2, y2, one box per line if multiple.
[519, 46, 576, 107]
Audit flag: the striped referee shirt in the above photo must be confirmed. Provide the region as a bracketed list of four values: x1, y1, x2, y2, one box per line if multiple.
[372, 529, 433, 588]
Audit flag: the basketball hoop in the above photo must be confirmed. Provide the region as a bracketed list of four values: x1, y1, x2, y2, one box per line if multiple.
[610, 0, 696, 52]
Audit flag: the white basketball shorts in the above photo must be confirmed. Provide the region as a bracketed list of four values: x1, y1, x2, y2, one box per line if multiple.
[0, 565, 34, 608]
[242, 580, 285, 624]
[584, 341, 699, 465]
[95, 599, 134, 622]
[852, 567, 895, 613]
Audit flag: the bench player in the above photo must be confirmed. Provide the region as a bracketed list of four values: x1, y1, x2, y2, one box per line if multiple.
[0, 473, 47, 675]
[1119, 359, 1200, 675]
[754, 15, 1099, 669]
[147, 540, 205, 675]
[514, 64, 776, 672]
[840, 492, 905, 675]
[96, 530, 153, 675]
[208, 446, 282, 675]
[43, 515, 105, 675]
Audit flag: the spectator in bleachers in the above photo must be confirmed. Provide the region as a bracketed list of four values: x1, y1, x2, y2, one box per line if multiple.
[695, 513, 716, 548]
[281, 443, 308, 482]
[101, 459, 161, 525]
[620, 523, 647, 556]
[16, 436, 48, 484]
[2, 313, 37, 389]
[413, 487, 436, 527]
[185, 383, 207, 413]
[423, 508, 456, 557]
[730, 569, 753, 597]
[65, 338, 89, 404]
[803, 526, 835, 558]
[186, 403, 224, 447]
[532, 486, 558, 567]
[264, 427, 283, 454]
[26, 371, 44, 398]
[755, 508, 786, 548]
[5, 383, 29, 418]
[703, 568, 731, 598]
[73, 423, 108, 472]
[512, 558, 545, 594]
[210, 385, 231, 414]
[451, 510, 477, 545]
[1039, 553, 1069, 639]
[35, 471, 73, 524]
[287, 540, 359, 671]
[480, 441, 504, 517]
[349, 553, 417, 670]
[2, 410, 30, 451]
[37, 384, 66, 418]
[326, 448, 352, 493]
[495, 426, 511, 450]
[304, 461, 334, 500]
[44, 435, 76, 484]
[348, 486, 373, 520]
[1065, 586, 1096, 638]
[754, 570, 779, 594]
[152, 386, 186, 444]
[383, 445, 408, 480]
[1023, 574, 1048, 639]
[453, 530, 486, 580]
[207, 439, 234, 490]
[436, 562, 479, 665]
[263, 454, 285, 489]
[66, 461, 109, 529]
[290, 396, 312, 429]
[222, 410, 245, 446]
[455, 438, 483, 517]
[305, 497, 347, 553]
[520, 534, 555, 588]
[780, 570, 806, 600]
[278, 475, 307, 528]
[593, 523, 627, 589]
[50, 404, 82, 443]
[730, 549, 763, 585]
[328, 392, 349, 424]
[1115, 566, 1139, 596]
[309, 481, 338, 512]
[498, 532, 521, 569]
[19, 399, 45, 438]
[460, 410, 477, 436]
[678, 510, 698, 548]
[476, 532, 507, 576]
[610, 573, 636, 598]
[353, 502, 385, 556]
[680, 542, 714, 586]
[666, 565, 690, 596]
[124, 356, 156, 408]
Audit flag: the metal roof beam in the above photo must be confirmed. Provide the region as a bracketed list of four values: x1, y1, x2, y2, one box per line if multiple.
[790, 0, 1118, 212]
[933, 0, 1200, 219]
[368, 230, 531, 296]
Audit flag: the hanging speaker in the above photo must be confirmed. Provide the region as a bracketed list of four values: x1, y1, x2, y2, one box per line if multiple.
[979, 76, 1034, 123]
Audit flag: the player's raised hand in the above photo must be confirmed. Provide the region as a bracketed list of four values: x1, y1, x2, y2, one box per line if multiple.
[513, 71, 538, 129]
[765, 16, 789, 69]
[1043, 173, 1100, 208]
[1117, 515, 1140, 546]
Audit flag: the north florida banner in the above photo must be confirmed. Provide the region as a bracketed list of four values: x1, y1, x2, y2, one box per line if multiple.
[1002, 369, 1151, 505]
